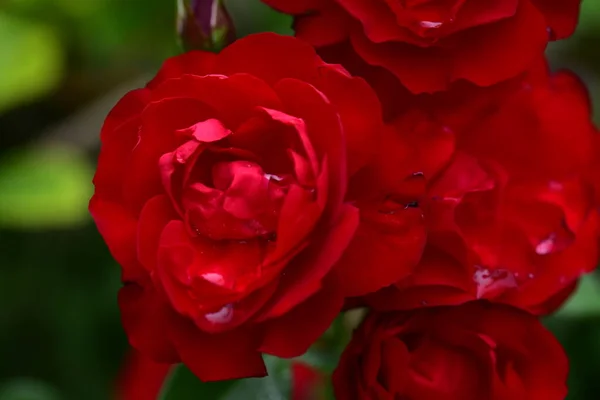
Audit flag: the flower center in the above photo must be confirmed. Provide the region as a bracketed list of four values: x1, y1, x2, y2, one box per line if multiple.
[182, 159, 291, 240]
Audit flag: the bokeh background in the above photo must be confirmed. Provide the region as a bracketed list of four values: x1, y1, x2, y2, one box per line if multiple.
[0, 1, 599, 399]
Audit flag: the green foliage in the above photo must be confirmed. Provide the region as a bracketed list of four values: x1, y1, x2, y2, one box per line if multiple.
[0, 379, 61, 400]
[579, 0, 600, 34]
[159, 367, 234, 400]
[555, 274, 600, 317]
[0, 145, 93, 229]
[0, 13, 63, 114]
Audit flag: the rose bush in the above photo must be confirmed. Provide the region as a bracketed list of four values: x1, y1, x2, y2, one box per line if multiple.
[359, 61, 599, 314]
[333, 302, 569, 399]
[262, 0, 582, 93]
[90, 33, 426, 381]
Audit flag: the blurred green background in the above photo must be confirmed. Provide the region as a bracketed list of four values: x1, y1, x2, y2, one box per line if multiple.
[0, 0, 599, 399]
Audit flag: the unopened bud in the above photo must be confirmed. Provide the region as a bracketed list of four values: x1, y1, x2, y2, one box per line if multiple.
[177, 0, 236, 52]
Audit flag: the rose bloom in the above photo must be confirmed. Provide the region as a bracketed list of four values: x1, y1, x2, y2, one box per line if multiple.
[90, 33, 425, 381]
[360, 61, 599, 315]
[262, 0, 581, 93]
[333, 302, 568, 400]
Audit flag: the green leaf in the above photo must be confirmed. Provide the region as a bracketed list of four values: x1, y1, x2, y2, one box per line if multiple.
[578, 0, 600, 34]
[0, 144, 94, 229]
[555, 273, 600, 317]
[0, 12, 63, 113]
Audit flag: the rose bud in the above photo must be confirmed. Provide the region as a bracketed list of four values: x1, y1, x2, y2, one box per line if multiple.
[333, 302, 568, 399]
[177, 0, 236, 52]
[90, 33, 425, 381]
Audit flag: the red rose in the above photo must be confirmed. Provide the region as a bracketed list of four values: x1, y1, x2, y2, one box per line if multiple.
[362, 62, 599, 314]
[262, 0, 581, 93]
[90, 33, 425, 381]
[333, 302, 568, 400]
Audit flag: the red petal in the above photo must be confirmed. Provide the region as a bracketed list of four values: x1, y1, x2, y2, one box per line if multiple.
[137, 195, 178, 272]
[262, 203, 359, 319]
[531, 0, 581, 39]
[260, 283, 344, 358]
[333, 206, 426, 297]
[169, 316, 267, 381]
[118, 283, 179, 363]
[295, 3, 352, 46]
[147, 51, 217, 89]
[261, 0, 321, 14]
[315, 64, 384, 176]
[89, 197, 145, 282]
[274, 78, 347, 214]
[216, 33, 323, 86]
[116, 349, 173, 400]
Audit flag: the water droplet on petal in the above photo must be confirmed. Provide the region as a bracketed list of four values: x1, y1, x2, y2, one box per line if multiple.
[473, 266, 517, 299]
[202, 272, 226, 286]
[528, 273, 535, 279]
[420, 300, 428, 306]
[535, 235, 555, 255]
[419, 20, 443, 29]
[205, 304, 233, 324]
[264, 173, 283, 182]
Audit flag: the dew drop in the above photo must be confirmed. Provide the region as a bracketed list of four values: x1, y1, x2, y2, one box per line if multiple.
[202, 272, 226, 287]
[420, 300, 428, 306]
[473, 266, 517, 299]
[265, 173, 284, 182]
[535, 235, 555, 255]
[528, 273, 535, 279]
[419, 20, 443, 29]
[205, 304, 233, 324]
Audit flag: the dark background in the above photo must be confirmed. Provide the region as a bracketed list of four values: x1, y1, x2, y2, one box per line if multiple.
[0, 0, 598, 399]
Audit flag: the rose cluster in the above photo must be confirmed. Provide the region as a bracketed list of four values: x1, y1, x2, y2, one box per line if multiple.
[91, 0, 598, 398]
